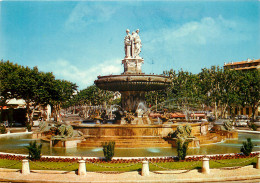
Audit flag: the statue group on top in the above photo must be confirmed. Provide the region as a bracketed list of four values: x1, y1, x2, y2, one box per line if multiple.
[124, 29, 142, 59]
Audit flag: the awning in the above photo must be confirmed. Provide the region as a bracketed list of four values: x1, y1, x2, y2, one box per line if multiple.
[6, 98, 26, 105]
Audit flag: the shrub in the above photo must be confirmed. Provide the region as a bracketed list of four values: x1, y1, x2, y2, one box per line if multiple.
[26, 123, 32, 132]
[102, 141, 115, 161]
[26, 141, 42, 160]
[0, 125, 7, 134]
[240, 138, 254, 156]
[177, 139, 189, 160]
[248, 123, 257, 131]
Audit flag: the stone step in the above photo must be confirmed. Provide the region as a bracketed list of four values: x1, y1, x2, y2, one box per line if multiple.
[84, 136, 164, 139]
[77, 142, 171, 148]
[83, 138, 166, 142]
[79, 141, 168, 145]
[77, 137, 172, 148]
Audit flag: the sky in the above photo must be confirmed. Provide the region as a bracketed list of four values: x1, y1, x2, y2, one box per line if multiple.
[0, 1, 259, 90]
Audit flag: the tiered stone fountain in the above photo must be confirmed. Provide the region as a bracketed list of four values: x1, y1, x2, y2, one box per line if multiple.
[75, 29, 238, 148]
[95, 29, 171, 114]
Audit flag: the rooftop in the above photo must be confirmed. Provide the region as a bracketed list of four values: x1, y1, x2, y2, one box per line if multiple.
[224, 59, 260, 66]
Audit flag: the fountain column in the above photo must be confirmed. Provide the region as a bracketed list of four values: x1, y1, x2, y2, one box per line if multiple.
[121, 91, 146, 112]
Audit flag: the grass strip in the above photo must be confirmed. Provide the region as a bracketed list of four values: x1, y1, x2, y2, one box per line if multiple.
[0, 157, 257, 172]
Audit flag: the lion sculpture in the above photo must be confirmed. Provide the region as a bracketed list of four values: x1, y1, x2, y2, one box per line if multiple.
[53, 124, 83, 139]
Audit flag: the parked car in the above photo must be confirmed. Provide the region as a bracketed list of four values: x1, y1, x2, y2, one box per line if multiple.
[235, 115, 249, 127]
[235, 121, 248, 127]
[214, 119, 231, 125]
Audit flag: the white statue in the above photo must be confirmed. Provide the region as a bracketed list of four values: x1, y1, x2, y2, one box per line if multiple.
[124, 29, 132, 58]
[133, 29, 142, 58]
[124, 29, 142, 58]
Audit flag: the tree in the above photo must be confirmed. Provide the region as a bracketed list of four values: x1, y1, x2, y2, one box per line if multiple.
[217, 69, 241, 119]
[145, 90, 167, 111]
[169, 70, 202, 118]
[15, 66, 59, 124]
[199, 66, 223, 119]
[238, 70, 260, 121]
[0, 60, 21, 122]
[1, 60, 78, 124]
[50, 80, 78, 121]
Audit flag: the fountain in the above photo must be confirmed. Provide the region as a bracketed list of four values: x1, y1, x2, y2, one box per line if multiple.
[29, 29, 238, 149]
[0, 30, 256, 158]
[95, 29, 171, 115]
[72, 29, 236, 148]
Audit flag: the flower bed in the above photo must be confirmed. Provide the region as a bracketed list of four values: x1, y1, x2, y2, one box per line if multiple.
[0, 152, 258, 163]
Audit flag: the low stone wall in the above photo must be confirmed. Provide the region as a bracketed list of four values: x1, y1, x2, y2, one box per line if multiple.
[73, 123, 202, 138]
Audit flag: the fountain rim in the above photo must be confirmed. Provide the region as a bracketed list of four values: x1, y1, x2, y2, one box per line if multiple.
[94, 74, 171, 91]
[96, 74, 170, 79]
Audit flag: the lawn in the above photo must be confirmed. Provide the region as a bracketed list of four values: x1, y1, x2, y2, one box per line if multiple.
[0, 156, 257, 172]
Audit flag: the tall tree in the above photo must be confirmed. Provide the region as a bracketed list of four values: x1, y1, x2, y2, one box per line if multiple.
[238, 70, 260, 121]
[50, 79, 78, 121]
[0, 61, 20, 115]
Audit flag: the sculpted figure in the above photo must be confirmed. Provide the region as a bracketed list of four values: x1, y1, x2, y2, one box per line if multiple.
[131, 31, 137, 57]
[211, 120, 233, 132]
[224, 120, 233, 131]
[124, 29, 132, 58]
[124, 29, 142, 58]
[184, 124, 193, 138]
[133, 29, 142, 58]
[57, 124, 67, 137]
[167, 124, 193, 139]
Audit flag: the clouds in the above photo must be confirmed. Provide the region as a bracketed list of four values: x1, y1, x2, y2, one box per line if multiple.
[65, 3, 117, 32]
[40, 58, 122, 90]
[143, 15, 253, 71]
[147, 15, 249, 49]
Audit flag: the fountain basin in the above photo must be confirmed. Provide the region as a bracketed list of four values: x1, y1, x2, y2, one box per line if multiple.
[95, 74, 171, 111]
[0, 132, 258, 157]
[95, 74, 171, 91]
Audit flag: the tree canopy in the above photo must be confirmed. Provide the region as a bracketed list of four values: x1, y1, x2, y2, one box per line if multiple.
[0, 60, 78, 123]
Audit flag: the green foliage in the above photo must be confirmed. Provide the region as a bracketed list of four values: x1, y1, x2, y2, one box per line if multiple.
[240, 138, 254, 156]
[26, 141, 42, 160]
[176, 139, 189, 160]
[238, 70, 260, 121]
[249, 123, 258, 131]
[0, 60, 77, 123]
[67, 85, 114, 107]
[0, 125, 7, 134]
[112, 98, 121, 105]
[26, 123, 32, 132]
[102, 141, 115, 161]
[248, 122, 258, 131]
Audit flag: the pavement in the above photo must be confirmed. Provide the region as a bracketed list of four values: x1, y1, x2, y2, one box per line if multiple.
[0, 165, 259, 183]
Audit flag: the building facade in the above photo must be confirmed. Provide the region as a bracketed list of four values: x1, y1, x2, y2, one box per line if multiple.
[224, 58, 260, 71]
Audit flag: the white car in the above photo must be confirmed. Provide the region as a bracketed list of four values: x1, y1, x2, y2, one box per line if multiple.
[235, 120, 248, 127]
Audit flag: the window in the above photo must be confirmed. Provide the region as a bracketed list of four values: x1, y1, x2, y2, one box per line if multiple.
[246, 108, 249, 115]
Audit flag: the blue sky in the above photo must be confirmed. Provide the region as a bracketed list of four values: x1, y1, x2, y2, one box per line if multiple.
[0, 1, 259, 90]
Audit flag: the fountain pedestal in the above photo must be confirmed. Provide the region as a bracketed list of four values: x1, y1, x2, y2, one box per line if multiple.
[121, 91, 146, 112]
[122, 58, 144, 74]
